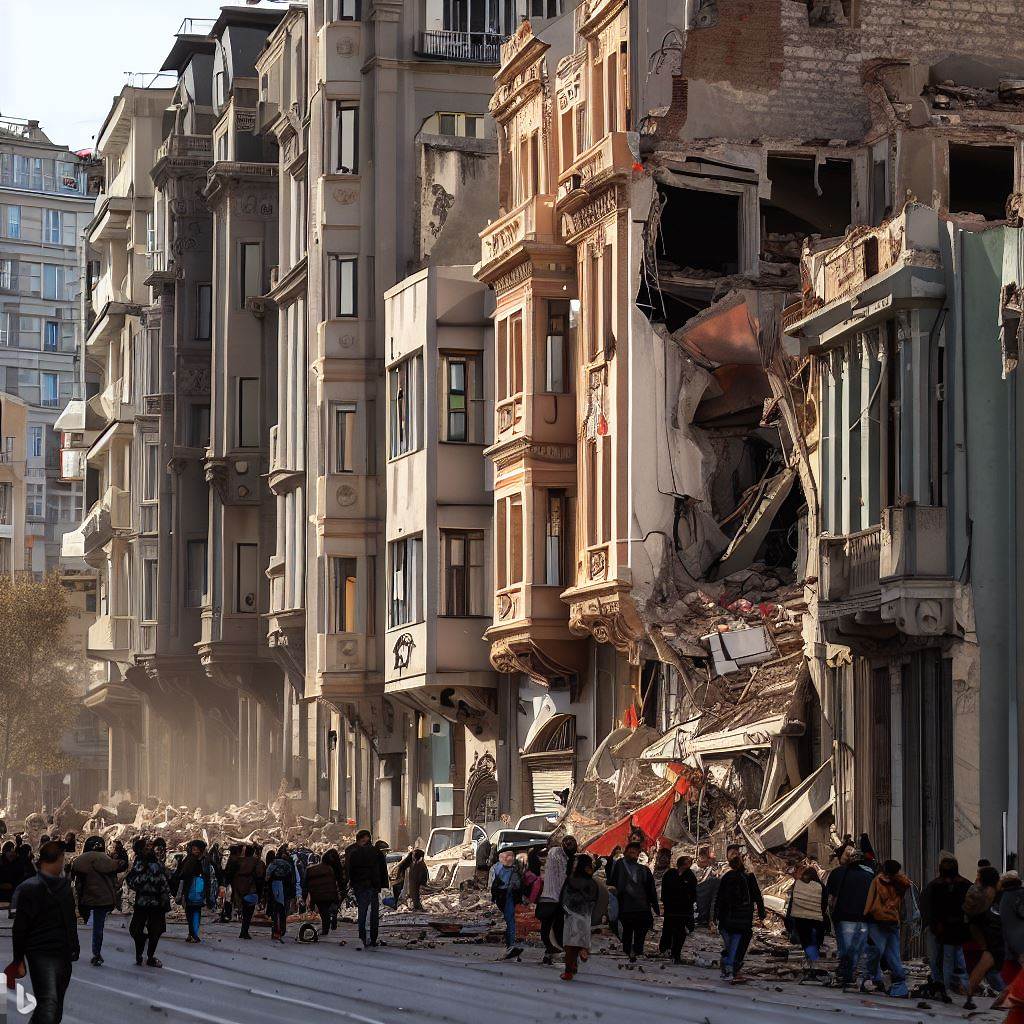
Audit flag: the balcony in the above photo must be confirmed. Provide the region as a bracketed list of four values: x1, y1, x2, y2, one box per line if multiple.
[819, 526, 882, 607]
[81, 485, 130, 556]
[557, 131, 635, 231]
[477, 194, 560, 281]
[60, 447, 88, 482]
[86, 614, 133, 661]
[417, 30, 503, 63]
[154, 134, 212, 161]
[86, 377, 131, 427]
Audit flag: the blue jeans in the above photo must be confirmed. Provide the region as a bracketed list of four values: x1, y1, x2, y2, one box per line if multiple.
[26, 953, 72, 1024]
[836, 920, 869, 984]
[503, 894, 517, 948]
[866, 922, 908, 996]
[355, 887, 379, 945]
[186, 905, 202, 939]
[927, 934, 967, 992]
[91, 906, 110, 957]
[720, 929, 751, 976]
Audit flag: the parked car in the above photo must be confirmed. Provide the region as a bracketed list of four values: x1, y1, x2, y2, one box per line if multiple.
[422, 823, 550, 888]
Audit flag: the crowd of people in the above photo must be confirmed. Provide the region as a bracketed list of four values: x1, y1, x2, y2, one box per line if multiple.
[2, 824, 1024, 1022]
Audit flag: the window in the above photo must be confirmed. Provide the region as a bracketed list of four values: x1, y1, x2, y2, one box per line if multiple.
[216, 133, 228, 162]
[186, 539, 207, 608]
[41, 372, 59, 407]
[237, 378, 260, 448]
[26, 482, 43, 518]
[440, 530, 484, 616]
[197, 284, 211, 340]
[236, 543, 259, 613]
[142, 440, 160, 502]
[29, 425, 43, 458]
[13, 156, 29, 187]
[189, 403, 211, 448]
[44, 321, 59, 352]
[389, 354, 422, 459]
[0, 260, 11, 289]
[5, 205, 20, 239]
[436, 112, 485, 139]
[948, 143, 1015, 221]
[329, 557, 358, 632]
[332, 402, 357, 472]
[389, 536, 422, 627]
[332, 0, 361, 18]
[18, 316, 40, 349]
[496, 494, 524, 588]
[544, 301, 570, 393]
[26, 263, 40, 295]
[240, 242, 262, 307]
[496, 311, 524, 400]
[544, 489, 570, 586]
[44, 210, 61, 244]
[42, 264, 73, 301]
[441, 353, 483, 443]
[0, 312, 8, 345]
[215, 71, 226, 109]
[142, 559, 158, 622]
[330, 255, 357, 317]
[335, 105, 359, 173]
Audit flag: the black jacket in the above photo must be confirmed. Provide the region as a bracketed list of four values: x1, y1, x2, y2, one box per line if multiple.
[608, 859, 660, 916]
[661, 868, 697, 925]
[11, 873, 80, 963]
[712, 868, 765, 932]
[825, 862, 875, 923]
[126, 858, 172, 912]
[920, 875, 971, 945]
[346, 843, 387, 890]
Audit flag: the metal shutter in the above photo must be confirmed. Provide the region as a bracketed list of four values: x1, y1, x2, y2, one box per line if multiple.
[530, 767, 574, 813]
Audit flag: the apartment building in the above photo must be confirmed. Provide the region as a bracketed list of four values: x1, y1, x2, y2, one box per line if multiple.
[0, 118, 95, 574]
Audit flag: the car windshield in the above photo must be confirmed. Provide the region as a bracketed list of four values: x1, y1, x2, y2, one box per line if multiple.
[426, 829, 465, 857]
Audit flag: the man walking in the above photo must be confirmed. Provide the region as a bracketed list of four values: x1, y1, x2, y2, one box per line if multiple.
[825, 847, 875, 989]
[921, 855, 971, 1000]
[660, 854, 697, 963]
[608, 841, 659, 962]
[346, 830, 387, 949]
[711, 844, 765, 983]
[863, 858, 911, 996]
[406, 850, 428, 912]
[489, 847, 525, 960]
[536, 836, 577, 964]
[72, 835, 124, 967]
[6, 840, 79, 1023]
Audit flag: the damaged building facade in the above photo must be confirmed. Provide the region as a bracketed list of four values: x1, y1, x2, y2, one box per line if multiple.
[472, 0, 1024, 871]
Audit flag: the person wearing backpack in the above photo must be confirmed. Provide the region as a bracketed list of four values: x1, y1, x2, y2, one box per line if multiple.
[266, 846, 297, 943]
[488, 846, 525, 960]
[231, 844, 265, 939]
[172, 840, 217, 943]
[711, 844, 764, 982]
[863, 859, 912, 996]
[608, 841, 660, 963]
[660, 855, 697, 964]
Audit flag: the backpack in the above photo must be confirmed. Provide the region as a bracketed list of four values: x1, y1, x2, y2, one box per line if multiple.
[186, 873, 206, 906]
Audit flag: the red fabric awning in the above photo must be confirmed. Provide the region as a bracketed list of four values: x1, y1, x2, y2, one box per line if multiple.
[582, 775, 690, 856]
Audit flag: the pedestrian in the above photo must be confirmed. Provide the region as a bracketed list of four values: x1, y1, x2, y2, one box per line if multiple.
[964, 864, 1006, 1009]
[220, 844, 242, 922]
[659, 855, 697, 963]
[304, 853, 342, 937]
[825, 846, 875, 989]
[863, 858, 911, 996]
[322, 848, 346, 929]
[489, 846, 526, 960]
[110, 839, 128, 911]
[10, 841, 35, 913]
[920, 855, 972, 1001]
[0, 840, 29, 909]
[559, 854, 605, 981]
[5, 839, 79, 1023]
[785, 864, 828, 980]
[608, 840, 660, 963]
[266, 846, 297, 943]
[536, 836, 577, 964]
[999, 872, 1024, 985]
[125, 843, 171, 968]
[392, 849, 413, 904]
[173, 839, 217, 943]
[694, 845, 720, 927]
[231, 844, 265, 940]
[346, 830, 388, 949]
[72, 836, 125, 967]
[406, 849, 428, 912]
[711, 844, 765, 983]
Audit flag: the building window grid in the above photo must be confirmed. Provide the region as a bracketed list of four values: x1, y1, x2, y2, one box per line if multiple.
[389, 536, 422, 628]
[329, 556, 358, 633]
[441, 353, 483, 443]
[389, 354, 422, 460]
[332, 402, 357, 473]
[440, 529, 485, 617]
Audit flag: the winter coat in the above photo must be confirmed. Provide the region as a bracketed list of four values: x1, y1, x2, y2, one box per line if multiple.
[489, 861, 526, 908]
[11, 873, 80, 963]
[524, 870, 543, 904]
[999, 885, 1024, 958]
[786, 877, 827, 923]
[661, 867, 697, 927]
[608, 859, 660, 916]
[304, 862, 341, 905]
[921, 874, 971, 945]
[540, 846, 571, 902]
[406, 860, 428, 899]
[72, 850, 122, 909]
[173, 855, 218, 909]
[964, 884, 1004, 959]
[346, 843, 387, 891]
[126, 858, 172, 912]
[266, 857, 297, 906]
[712, 868, 765, 933]
[826, 862, 876, 923]
[230, 855, 265, 903]
[864, 873, 911, 925]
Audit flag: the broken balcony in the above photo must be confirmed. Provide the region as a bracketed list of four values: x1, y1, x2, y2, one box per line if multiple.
[81, 485, 131, 558]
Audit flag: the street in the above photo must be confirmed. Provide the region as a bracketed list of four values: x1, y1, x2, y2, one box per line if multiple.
[0, 915, 1004, 1024]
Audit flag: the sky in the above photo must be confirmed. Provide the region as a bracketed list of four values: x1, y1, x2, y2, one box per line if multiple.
[0, 0, 285, 152]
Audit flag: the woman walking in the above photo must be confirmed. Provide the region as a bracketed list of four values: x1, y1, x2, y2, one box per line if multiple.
[72, 836, 125, 966]
[126, 842, 171, 967]
[173, 840, 218, 943]
[785, 864, 829, 982]
[559, 855, 606, 981]
[266, 846, 297, 943]
[304, 853, 342, 937]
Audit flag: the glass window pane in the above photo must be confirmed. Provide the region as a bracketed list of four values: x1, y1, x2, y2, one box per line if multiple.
[238, 378, 260, 447]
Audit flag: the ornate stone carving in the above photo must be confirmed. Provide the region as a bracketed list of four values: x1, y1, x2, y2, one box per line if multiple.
[588, 548, 607, 580]
[178, 363, 211, 395]
[492, 261, 532, 298]
[562, 186, 621, 237]
[567, 590, 642, 664]
[336, 484, 357, 508]
[333, 188, 358, 205]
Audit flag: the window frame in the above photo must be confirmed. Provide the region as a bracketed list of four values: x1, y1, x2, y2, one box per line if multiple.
[388, 353, 423, 460]
[328, 556, 358, 633]
[239, 241, 262, 308]
[196, 283, 212, 340]
[236, 377, 260, 449]
[335, 104, 359, 174]
[389, 535, 423, 628]
[235, 542, 259, 614]
[331, 401, 357, 473]
[440, 529, 485, 617]
[142, 558, 158, 623]
[329, 255, 358, 317]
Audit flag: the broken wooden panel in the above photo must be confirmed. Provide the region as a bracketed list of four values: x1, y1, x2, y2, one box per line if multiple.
[738, 758, 834, 854]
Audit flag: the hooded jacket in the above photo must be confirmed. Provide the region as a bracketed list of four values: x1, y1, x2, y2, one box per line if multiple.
[304, 862, 341, 905]
[864, 872, 911, 925]
[72, 849, 122, 909]
[661, 867, 697, 926]
[1000, 884, 1024, 957]
[346, 843, 387, 890]
[230, 855, 265, 902]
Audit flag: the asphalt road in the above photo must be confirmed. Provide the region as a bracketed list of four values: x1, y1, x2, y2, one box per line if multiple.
[0, 914, 1003, 1023]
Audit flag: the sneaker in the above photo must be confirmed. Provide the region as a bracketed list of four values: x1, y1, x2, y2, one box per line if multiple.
[135, 955, 144, 966]
[90, 955, 103, 966]
[541, 954, 553, 965]
[503, 945, 523, 960]
[964, 997, 977, 1011]
[560, 971, 574, 981]
[146, 957, 163, 968]
[732, 974, 748, 985]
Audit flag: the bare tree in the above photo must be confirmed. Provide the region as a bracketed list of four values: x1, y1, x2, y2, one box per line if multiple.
[0, 573, 79, 808]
